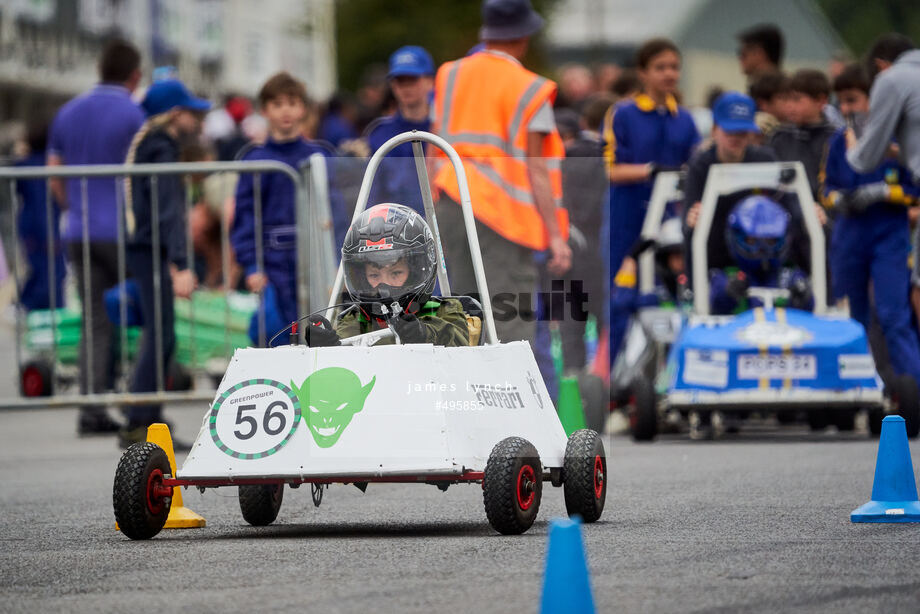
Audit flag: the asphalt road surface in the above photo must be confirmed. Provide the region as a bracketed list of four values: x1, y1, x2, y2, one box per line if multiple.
[1, 407, 918, 613]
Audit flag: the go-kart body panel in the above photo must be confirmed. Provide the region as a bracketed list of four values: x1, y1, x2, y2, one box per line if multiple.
[665, 307, 884, 409]
[178, 341, 567, 480]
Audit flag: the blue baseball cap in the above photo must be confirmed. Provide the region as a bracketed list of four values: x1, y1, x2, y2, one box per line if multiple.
[141, 79, 211, 117]
[387, 46, 435, 79]
[712, 92, 759, 134]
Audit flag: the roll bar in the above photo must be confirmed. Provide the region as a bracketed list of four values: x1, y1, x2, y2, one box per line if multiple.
[326, 131, 499, 344]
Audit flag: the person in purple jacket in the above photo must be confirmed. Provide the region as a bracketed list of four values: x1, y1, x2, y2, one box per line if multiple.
[47, 40, 144, 436]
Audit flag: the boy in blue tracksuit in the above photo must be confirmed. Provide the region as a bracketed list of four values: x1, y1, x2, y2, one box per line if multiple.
[602, 38, 699, 280]
[364, 46, 435, 216]
[232, 72, 348, 330]
[821, 63, 920, 384]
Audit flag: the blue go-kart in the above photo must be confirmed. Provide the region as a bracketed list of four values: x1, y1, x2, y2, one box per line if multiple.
[631, 162, 918, 440]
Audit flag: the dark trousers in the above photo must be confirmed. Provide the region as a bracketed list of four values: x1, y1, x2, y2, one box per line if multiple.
[832, 214, 920, 383]
[436, 196, 536, 345]
[67, 241, 119, 418]
[125, 246, 175, 426]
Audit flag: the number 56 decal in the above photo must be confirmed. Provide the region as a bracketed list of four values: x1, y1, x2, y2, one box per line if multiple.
[209, 379, 302, 459]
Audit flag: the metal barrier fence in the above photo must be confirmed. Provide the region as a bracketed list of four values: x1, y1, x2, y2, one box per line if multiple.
[0, 159, 336, 410]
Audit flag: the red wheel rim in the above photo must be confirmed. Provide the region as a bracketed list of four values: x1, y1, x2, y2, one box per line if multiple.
[593, 455, 604, 499]
[22, 367, 43, 397]
[516, 465, 536, 511]
[146, 469, 171, 515]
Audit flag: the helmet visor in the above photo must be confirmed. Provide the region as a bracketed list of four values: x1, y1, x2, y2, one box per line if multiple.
[343, 244, 435, 304]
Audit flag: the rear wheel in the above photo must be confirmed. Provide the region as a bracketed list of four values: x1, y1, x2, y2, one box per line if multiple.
[833, 410, 856, 432]
[807, 410, 829, 432]
[579, 373, 607, 434]
[113, 443, 172, 540]
[483, 437, 542, 535]
[563, 429, 607, 523]
[629, 378, 657, 442]
[21, 360, 52, 397]
[239, 483, 284, 526]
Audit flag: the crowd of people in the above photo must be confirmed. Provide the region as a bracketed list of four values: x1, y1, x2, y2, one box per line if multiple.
[8, 0, 920, 445]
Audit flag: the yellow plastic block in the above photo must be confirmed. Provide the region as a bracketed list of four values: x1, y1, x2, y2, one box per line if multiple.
[147, 423, 206, 529]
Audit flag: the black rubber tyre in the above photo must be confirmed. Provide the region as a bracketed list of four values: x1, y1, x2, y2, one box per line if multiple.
[239, 483, 284, 526]
[776, 410, 798, 425]
[579, 373, 607, 434]
[483, 437, 542, 535]
[833, 410, 856, 432]
[892, 375, 920, 439]
[629, 377, 657, 442]
[807, 410, 829, 432]
[563, 429, 607, 523]
[113, 442, 172, 540]
[20, 360, 52, 397]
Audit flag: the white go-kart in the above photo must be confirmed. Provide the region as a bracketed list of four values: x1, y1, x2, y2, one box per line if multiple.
[113, 131, 607, 539]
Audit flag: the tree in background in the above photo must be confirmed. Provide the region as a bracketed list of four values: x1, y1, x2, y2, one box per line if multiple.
[818, 0, 920, 58]
[335, 0, 561, 93]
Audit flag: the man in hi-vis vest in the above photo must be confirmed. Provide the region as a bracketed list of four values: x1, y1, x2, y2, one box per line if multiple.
[432, 0, 571, 346]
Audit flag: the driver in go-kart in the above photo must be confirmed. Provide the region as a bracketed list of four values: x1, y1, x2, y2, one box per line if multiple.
[709, 195, 812, 315]
[304, 203, 474, 347]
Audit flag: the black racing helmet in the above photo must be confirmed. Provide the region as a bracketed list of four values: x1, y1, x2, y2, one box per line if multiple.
[342, 203, 437, 316]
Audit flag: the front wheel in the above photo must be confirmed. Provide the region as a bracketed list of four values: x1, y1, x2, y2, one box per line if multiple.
[483, 437, 542, 535]
[113, 442, 173, 540]
[629, 378, 657, 442]
[239, 483, 284, 526]
[563, 429, 607, 523]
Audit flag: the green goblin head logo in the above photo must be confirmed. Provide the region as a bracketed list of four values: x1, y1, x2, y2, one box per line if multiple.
[290, 367, 376, 448]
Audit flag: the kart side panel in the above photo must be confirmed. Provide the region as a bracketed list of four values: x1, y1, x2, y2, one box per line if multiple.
[667, 308, 881, 394]
[178, 341, 567, 479]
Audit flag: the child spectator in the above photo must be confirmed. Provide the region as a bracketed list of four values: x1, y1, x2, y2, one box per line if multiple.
[231, 72, 348, 334]
[768, 69, 837, 197]
[14, 120, 65, 312]
[120, 79, 209, 448]
[683, 92, 776, 231]
[736, 23, 784, 78]
[602, 37, 699, 367]
[748, 71, 792, 132]
[602, 37, 699, 283]
[821, 63, 920, 388]
[364, 46, 435, 215]
[304, 204, 472, 348]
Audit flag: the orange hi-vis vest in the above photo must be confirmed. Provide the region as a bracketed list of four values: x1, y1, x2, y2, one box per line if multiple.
[433, 51, 568, 251]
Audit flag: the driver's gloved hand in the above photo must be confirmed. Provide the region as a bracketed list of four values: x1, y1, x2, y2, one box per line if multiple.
[388, 312, 427, 343]
[726, 271, 749, 301]
[304, 315, 341, 347]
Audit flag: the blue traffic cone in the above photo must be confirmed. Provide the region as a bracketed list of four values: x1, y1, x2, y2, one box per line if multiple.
[540, 517, 595, 614]
[850, 415, 920, 522]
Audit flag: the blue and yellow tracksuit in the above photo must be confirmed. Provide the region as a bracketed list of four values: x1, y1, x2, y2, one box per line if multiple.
[602, 94, 699, 277]
[231, 137, 348, 326]
[822, 130, 920, 383]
